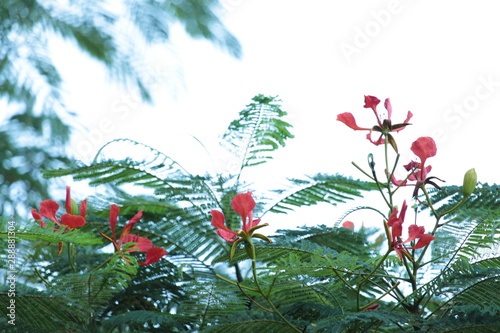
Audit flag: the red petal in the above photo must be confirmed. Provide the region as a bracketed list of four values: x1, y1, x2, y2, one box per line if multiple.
[384, 98, 392, 119]
[366, 132, 385, 145]
[399, 201, 408, 222]
[231, 192, 256, 220]
[411, 137, 437, 164]
[60, 214, 86, 228]
[404, 111, 413, 123]
[387, 207, 399, 227]
[407, 234, 435, 249]
[211, 210, 227, 229]
[248, 218, 261, 230]
[120, 210, 144, 238]
[392, 221, 403, 238]
[80, 199, 88, 217]
[31, 209, 41, 221]
[109, 204, 120, 241]
[39, 200, 61, 226]
[392, 111, 414, 132]
[363, 95, 380, 111]
[121, 234, 153, 252]
[337, 113, 370, 130]
[390, 173, 407, 186]
[138, 247, 168, 265]
[216, 229, 238, 242]
[404, 224, 425, 244]
[31, 209, 46, 227]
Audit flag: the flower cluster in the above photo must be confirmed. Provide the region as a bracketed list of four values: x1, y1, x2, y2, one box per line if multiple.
[211, 192, 271, 259]
[32, 187, 167, 266]
[31, 186, 88, 254]
[337, 96, 438, 262]
[99, 204, 168, 266]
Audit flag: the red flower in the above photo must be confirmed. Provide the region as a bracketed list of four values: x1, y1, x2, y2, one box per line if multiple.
[386, 202, 435, 261]
[99, 204, 167, 265]
[31, 186, 87, 229]
[391, 137, 443, 198]
[337, 95, 412, 151]
[211, 192, 268, 243]
[211, 192, 272, 259]
[31, 187, 87, 254]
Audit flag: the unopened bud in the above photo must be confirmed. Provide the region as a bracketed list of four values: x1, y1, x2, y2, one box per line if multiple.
[462, 168, 477, 198]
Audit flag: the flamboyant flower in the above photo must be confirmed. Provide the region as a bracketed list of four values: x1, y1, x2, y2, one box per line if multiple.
[31, 186, 87, 229]
[385, 202, 435, 261]
[337, 95, 412, 152]
[99, 204, 167, 265]
[31, 187, 87, 254]
[211, 192, 271, 259]
[391, 224, 436, 261]
[391, 137, 443, 198]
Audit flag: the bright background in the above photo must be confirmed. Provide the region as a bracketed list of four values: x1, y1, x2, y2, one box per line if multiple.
[50, 0, 500, 230]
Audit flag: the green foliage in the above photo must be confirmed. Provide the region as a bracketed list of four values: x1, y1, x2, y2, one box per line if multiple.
[205, 320, 292, 333]
[0, 222, 102, 245]
[268, 174, 377, 214]
[223, 94, 294, 169]
[0, 251, 139, 332]
[3, 95, 499, 331]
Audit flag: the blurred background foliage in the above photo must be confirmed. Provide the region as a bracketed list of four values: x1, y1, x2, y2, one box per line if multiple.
[0, 0, 241, 217]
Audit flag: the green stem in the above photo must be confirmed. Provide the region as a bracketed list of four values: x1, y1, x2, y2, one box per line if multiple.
[331, 268, 356, 292]
[216, 274, 260, 292]
[236, 282, 273, 312]
[422, 186, 439, 219]
[352, 161, 375, 181]
[439, 196, 467, 218]
[357, 250, 392, 311]
[34, 268, 51, 287]
[360, 281, 400, 310]
[91, 254, 114, 272]
[248, 241, 302, 333]
[68, 243, 76, 272]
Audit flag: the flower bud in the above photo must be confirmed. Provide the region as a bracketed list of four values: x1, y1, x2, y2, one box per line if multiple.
[462, 168, 477, 198]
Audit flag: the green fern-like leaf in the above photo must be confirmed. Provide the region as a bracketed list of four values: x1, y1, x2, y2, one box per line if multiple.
[0, 222, 102, 246]
[222, 94, 294, 170]
[205, 320, 293, 333]
[267, 174, 376, 214]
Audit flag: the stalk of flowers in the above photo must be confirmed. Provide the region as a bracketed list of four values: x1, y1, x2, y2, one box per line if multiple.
[211, 191, 271, 260]
[31, 186, 88, 255]
[337, 95, 412, 152]
[99, 204, 167, 265]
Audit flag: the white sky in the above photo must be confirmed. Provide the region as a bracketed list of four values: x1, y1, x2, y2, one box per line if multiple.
[50, 0, 500, 230]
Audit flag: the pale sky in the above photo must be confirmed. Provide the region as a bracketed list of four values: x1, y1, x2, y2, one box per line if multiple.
[51, 0, 500, 230]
